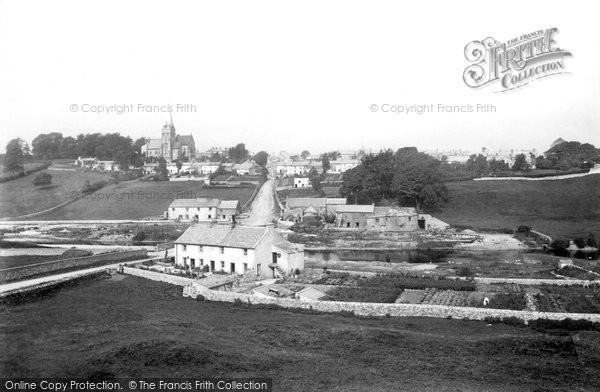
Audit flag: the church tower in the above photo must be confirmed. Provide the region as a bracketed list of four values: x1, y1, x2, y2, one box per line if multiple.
[161, 111, 176, 159]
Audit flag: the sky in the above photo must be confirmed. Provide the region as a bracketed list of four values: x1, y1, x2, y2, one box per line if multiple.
[0, 0, 598, 155]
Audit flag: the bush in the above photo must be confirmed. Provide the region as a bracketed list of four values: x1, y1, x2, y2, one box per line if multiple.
[528, 318, 600, 333]
[456, 266, 474, 277]
[33, 171, 52, 186]
[516, 225, 531, 233]
[550, 239, 571, 256]
[573, 237, 587, 249]
[132, 231, 147, 242]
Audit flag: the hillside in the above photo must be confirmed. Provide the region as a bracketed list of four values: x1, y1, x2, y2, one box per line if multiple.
[436, 174, 600, 239]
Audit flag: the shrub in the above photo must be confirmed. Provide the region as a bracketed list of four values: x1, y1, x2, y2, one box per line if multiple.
[456, 266, 474, 277]
[516, 225, 531, 233]
[132, 231, 147, 242]
[528, 318, 600, 333]
[33, 171, 52, 186]
[573, 237, 587, 249]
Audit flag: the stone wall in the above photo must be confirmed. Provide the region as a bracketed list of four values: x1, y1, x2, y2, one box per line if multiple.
[122, 267, 600, 323]
[186, 282, 600, 323]
[122, 266, 195, 286]
[0, 250, 147, 282]
[473, 277, 596, 286]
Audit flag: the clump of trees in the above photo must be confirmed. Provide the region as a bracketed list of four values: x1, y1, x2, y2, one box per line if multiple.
[30, 132, 146, 171]
[228, 143, 249, 164]
[536, 141, 600, 170]
[3, 138, 30, 174]
[340, 148, 448, 210]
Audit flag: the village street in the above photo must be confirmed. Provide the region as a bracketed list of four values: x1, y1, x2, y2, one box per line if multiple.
[239, 178, 276, 226]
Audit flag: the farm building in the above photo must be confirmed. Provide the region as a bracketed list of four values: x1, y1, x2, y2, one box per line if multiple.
[366, 207, 420, 232]
[293, 177, 310, 188]
[167, 198, 240, 222]
[174, 223, 304, 278]
[285, 197, 347, 216]
[329, 159, 360, 173]
[233, 160, 261, 175]
[335, 204, 375, 229]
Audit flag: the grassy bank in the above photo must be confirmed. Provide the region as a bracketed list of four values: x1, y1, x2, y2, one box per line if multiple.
[1, 275, 599, 391]
[437, 175, 600, 239]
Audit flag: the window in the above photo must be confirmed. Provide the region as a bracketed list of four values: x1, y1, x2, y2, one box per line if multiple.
[408, 216, 411, 221]
[220, 247, 224, 254]
[220, 261, 225, 269]
[375, 218, 379, 223]
[182, 245, 187, 251]
[208, 214, 211, 219]
[243, 263, 248, 271]
[256, 264, 262, 276]
[243, 249, 248, 256]
[199, 245, 203, 251]
[200, 259, 204, 266]
[223, 215, 226, 219]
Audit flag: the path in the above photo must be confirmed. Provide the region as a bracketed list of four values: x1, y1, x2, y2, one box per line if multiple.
[0, 255, 162, 295]
[240, 179, 276, 226]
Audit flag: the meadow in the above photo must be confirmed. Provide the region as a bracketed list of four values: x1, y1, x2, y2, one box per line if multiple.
[28, 182, 255, 220]
[0, 167, 112, 218]
[436, 175, 600, 239]
[0, 275, 598, 391]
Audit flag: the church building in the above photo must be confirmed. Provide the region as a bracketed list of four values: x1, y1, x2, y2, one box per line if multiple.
[142, 114, 196, 161]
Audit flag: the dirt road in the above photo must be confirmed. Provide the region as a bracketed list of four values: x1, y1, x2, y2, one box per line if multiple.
[240, 179, 276, 226]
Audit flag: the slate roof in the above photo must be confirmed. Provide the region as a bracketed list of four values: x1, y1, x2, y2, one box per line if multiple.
[326, 198, 347, 205]
[175, 224, 268, 249]
[273, 241, 302, 253]
[296, 287, 327, 301]
[145, 139, 162, 149]
[286, 197, 327, 209]
[219, 200, 239, 210]
[175, 134, 195, 145]
[169, 198, 221, 208]
[335, 204, 375, 213]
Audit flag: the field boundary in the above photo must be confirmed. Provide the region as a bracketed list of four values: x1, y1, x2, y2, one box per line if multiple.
[474, 171, 600, 181]
[120, 267, 600, 322]
[0, 249, 147, 282]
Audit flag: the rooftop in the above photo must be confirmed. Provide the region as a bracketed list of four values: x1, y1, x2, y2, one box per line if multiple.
[335, 204, 375, 213]
[169, 198, 221, 208]
[175, 224, 268, 249]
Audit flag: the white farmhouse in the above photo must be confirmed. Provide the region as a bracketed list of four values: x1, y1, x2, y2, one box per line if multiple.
[293, 177, 311, 188]
[167, 198, 239, 222]
[174, 224, 304, 278]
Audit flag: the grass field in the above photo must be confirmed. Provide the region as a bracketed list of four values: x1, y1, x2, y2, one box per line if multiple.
[1, 275, 599, 391]
[0, 166, 112, 218]
[436, 175, 600, 239]
[27, 182, 255, 220]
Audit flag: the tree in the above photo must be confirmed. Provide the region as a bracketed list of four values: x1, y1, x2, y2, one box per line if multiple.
[511, 154, 530, 172]
[573, 237, 586, 249]
[33, 172, 52, 186]
[321, 155, 331, 174]
[301, 150, 311, 159]
[155, 157, 169, 179]
[253, 151, 269, 168]
[392, 148, 448, 210]
[4, 138, 25, 174]
[587, 233, 597, 248]
[32, 132, 63, 160]
[308, 168, 323, 193]
[228, 143, 249, 163]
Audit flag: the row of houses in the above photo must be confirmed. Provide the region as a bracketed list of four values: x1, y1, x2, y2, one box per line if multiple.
[174, 223, 304, 278]
[275, 159, 360, 176]
[142, 160, 262, 177]
[166, 198, 240, 222]
[284, 197, 449, 231]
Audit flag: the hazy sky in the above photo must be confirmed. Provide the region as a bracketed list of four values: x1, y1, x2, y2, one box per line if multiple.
[0, 0, 598, 155]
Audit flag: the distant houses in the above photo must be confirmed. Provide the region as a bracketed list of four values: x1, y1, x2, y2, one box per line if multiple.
[293, 177, 310, 188]
[167, 198, 240, 222]
[174, 223, 304, 278]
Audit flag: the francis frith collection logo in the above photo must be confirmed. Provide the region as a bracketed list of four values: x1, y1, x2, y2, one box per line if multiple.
[463, 28, 572, 92]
